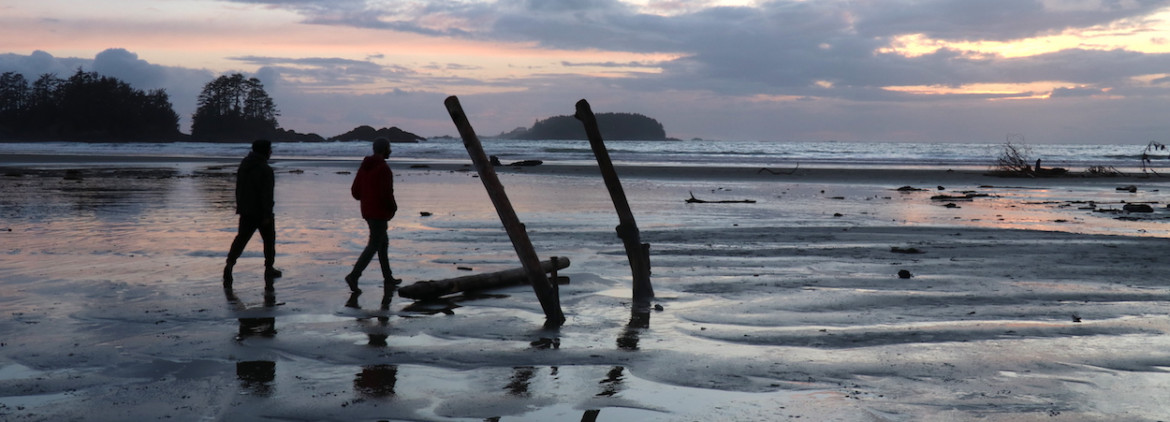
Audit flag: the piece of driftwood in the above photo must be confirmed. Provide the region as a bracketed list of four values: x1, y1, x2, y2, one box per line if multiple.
[444, 96, 566, 325]
[575, 99, 654, 307]
[685, 191, 757, 204]
[398, 257, 571, 300]
[489, 156, 544, 167]
[757, 165, 799, 175]
[930, 192, 990, 201]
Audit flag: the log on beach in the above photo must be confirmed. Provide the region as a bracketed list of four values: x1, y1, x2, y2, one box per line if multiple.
[399, 257, 571, 300]
[685, 191, 757, 204]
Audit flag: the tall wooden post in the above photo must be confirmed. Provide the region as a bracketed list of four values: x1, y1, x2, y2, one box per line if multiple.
[444, 96, 566, 325]
[574, 99, 654, 307]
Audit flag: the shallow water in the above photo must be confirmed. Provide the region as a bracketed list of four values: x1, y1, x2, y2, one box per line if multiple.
[3, 162, 1170, 420]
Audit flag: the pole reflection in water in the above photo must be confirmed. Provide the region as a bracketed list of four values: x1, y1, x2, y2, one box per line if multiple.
[236, 360, 276, 397]
[596, 366, 626, 397]
[505, 366, 536, 397]
[617, 310, 650, 351]
[354, 364, 398, 398]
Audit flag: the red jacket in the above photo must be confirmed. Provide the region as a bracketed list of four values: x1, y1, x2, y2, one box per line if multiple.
[351, 155, 397, 220]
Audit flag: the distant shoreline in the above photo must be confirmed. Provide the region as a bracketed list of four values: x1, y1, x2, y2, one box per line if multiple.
[2, 152, 1163, 186]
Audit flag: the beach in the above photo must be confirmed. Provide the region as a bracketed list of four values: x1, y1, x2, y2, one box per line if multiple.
[3, 153, 1170, 421]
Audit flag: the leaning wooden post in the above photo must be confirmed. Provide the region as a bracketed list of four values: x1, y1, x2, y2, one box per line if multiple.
[444, 96, 566, 325]
[574, 99, 654, 307]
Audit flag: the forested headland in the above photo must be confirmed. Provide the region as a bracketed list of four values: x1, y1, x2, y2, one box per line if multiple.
[0, 69, 668, 143]
[0, 70, 424, 143]
[0, 70, 183, 141]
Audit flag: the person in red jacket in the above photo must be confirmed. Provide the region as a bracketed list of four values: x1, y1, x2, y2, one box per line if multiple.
[345, 138, 398, 294]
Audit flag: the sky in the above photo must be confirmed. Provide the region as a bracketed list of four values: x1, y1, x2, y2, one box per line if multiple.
[3, 0, 1170, 143]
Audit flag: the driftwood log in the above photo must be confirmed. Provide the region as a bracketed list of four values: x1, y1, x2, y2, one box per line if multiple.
[685, 191, 756, 204]
[575, 99, 655, 307]
[757, 165, 799, 175]
[445, 96, 565, 325]
[398, 257, 571, 300]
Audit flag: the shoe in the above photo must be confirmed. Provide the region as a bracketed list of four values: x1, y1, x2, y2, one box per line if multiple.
[265, 267, 283, 279]
[385, 277, 402, 286]
[223, 265, 234, 288]
[345, 274, 362, 294]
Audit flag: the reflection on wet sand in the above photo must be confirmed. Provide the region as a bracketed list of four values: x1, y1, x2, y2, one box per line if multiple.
[226, 287, 279, 340]
[236, 360, 276, 397]
[617, 310, 650, 351]
[597, 366, 626, 397]
[399, 291, 511, 316]
[506, 366, 536, 397]
[0, 167, 178, 222]
[342, 288, 397, 346]
[354, 365, 398, 398]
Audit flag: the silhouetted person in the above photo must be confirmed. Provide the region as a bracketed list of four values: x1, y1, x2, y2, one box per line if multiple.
[345, 138, 398, 294]
[224, 139, 282, 289]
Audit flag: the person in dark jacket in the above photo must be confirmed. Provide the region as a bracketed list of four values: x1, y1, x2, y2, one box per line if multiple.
[224, 139, 282, 289]
[345, 138, 398, 295]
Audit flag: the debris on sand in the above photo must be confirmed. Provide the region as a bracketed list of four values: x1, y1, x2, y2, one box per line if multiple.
[890, 247, 924, 254]
[1122, 203, 1154, 213]
[931, 192, 990, 201]
[686, 192, 756, 204]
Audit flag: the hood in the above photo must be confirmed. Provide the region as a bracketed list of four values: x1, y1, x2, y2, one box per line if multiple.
[359, 154, 386, 171]
[240, 151, 268, 171]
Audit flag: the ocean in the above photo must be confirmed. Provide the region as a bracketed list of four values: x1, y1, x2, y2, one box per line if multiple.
[1, 139, 1164, 172]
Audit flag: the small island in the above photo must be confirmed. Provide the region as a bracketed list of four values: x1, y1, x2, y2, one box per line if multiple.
[499, 112, 671, 141]
[329, 125, 424, 143]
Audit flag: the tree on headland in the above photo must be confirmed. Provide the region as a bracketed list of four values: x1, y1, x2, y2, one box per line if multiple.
[0, 69, 181, 141]
[191, 73, 281, 142]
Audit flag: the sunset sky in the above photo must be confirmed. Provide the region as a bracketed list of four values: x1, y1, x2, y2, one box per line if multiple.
[4, 0, 1170, 143]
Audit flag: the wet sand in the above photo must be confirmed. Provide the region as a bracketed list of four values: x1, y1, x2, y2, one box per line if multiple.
[3, 154, 1170, 420]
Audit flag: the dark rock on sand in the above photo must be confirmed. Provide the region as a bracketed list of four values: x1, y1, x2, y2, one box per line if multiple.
[1122, 203, 1154, 213]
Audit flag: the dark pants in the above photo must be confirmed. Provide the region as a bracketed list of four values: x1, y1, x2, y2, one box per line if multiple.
[226, 214, 275, 268]
[349, 218, 391, 281]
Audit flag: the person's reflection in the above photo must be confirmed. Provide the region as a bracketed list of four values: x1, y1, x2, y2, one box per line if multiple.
[354, 364, 398, 398]
[344, 291, 394, 345]
[226, 287, 278, 340]
[237, 360, 276, 397]
[617, 310, 650, 351]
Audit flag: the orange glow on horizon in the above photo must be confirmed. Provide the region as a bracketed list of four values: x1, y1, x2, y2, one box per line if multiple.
[0, 0, 678, 92]
[881, 81, 1109, 100]
[878, 9, 1170, 59]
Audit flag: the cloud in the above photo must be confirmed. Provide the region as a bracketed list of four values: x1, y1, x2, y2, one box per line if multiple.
[0, 50, 89, 77]
[216, 0, 1170, 101]
[228, 55, 409, 89]
[7, 0, 1170, 143]
[561, 60, 663, 68]
[1050, 85, 1105, 98]
[0, 49, 214, 130]
[852, 0, 1168, 41]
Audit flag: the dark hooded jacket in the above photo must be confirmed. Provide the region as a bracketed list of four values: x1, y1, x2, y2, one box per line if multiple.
[235, 151, 275, 216]
[351, 155, 397, 220]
